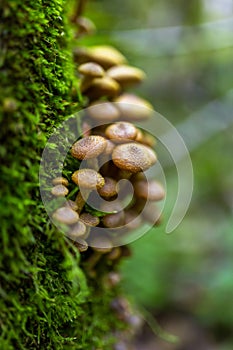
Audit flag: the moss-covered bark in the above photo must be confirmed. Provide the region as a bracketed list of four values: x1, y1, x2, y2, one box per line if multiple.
[0, 1, 122, 349]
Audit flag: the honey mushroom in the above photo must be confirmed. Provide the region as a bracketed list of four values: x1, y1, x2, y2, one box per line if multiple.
[114, 93, 154, 121]
[52, 207, 79, 225]
[69, 220, 87, 240]
[72, 168, 105, 214]
[112, 143, 157, 174]
[84, 76, 120, 100]
[74, 17, 96, 37]
[101, 201, 125, 229]
[51, 184, 69, 197]
[97, 177, 118, 199]
[52, 176, 69, 186]
[105, 122, 138, 143]
[134, 179, 165, 201]
[106, 65, 146, 89]
[78, 62, 105, 92]
[74, 45, 127, 69]
[88, 101, 120, 123]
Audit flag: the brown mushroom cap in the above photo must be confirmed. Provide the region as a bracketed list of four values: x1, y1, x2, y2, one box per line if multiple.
[75, 17, 96, 36]
[74, 45, 127, 69]
[97, 177, 118, 198]
[105, 122, 138, 143]
[112, 143, 157, 173]
[124, 210, 142, 230]
[91, 235, 113, 253]
[102, 211, 125, 228]
[51, 185, 69, 197]
[79, 212, 100, 227]
[64, 200, 79, 211]
[88, 101, 120, 123]
[114, 94, 154, 121]
[78, 62, 105, 77]
[71, 135, 107, 160]
[134, 180, 165, 201]
[52, 177, 69, 186]
[85, 76, 120, 100]
[72, 169, 105, 190]
[52, 207, 79, 225]
[74, 238, 89, 252]
[107, 65, 146, 88]
[69, 221, 87, 238]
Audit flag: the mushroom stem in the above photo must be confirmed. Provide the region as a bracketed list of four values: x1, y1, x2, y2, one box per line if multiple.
[72, 0, 87, 21]
[75, 189, 90, 214]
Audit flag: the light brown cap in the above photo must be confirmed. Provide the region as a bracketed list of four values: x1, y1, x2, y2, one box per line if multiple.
[74, 238, 89, 252]
[72, 169, 105, 190]
[64, 200, 79, 211]
[115, 94, 154, 121]
[52, 177, 69, 187]
[91, 236, 113, 253]
[71, 135, 107, 160]
[78, 62, 104, 77]
[105, 122, 138, 143]
[51, 185, 69, 197]
[85, 77, 120, 100]
[107, 65, 146, 88]
[69, 221, 87, 238]
[134, 180, 165, 201]
[102, 211, 125, 228]
[88, 101, 120, 123]
[52, 207, 79, 225]
[112, 143, 157, 173]
[97, 177, 118, 199]
[75, 17, 96, 36]
[79, 212, 100, 227]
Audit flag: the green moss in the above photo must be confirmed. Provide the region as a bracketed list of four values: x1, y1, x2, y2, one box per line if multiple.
[0, 1, 124, 348]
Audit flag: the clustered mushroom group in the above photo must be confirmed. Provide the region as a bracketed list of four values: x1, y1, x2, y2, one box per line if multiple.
[51, 23, 165, 257]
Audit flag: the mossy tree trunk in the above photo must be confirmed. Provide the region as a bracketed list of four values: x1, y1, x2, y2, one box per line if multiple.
[0, 1, 122, 349]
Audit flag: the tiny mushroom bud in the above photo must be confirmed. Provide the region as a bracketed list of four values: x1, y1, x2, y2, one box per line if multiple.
[64, 199, 79, 211]
[52, 177, 69, 187]
[97, 177, 118, 199]
[75, 16, 96, 37]
[74, 238, 89, 252]
[85, 76, 120, 100]
[88, 101, 120, 123]
[115, 94, 154, 121]
[51, 185, 69, 197]
[72, 169, 105, 190]
[79, 212, 100, 227]
[134, 180, 165, 201]
[105, 122, 138, 143]
[107, 65, 146, 88]
[83, 45, 127, 69]
[71, 135, 107, 160]
[112, 143, 157, 173]
[52, 207, 79, 225]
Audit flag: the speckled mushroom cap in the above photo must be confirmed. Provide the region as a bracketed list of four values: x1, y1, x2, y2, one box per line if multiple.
[114, 93, 154, 121]
[69, 220, 87, 238]
[72, 169, 105, 190]
[78, 62, 105, 77]
[79, 212, 100, 227]
[107, 65, 146, 88]
[52, 207, 79, 225]
[71, 135, 107, 160]
[134, 180, 165, 201]
[85, 76, 120, 99]
[105, 122, 138, 143]
[112, 143, 157, 173]
[88, 101, 120, 123]
[52, 177, 69, 186]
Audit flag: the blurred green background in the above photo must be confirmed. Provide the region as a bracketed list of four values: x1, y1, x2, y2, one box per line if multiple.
[79, 0, 233, 348]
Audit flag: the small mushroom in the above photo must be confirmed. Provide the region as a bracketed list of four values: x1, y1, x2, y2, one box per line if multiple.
[103, 271, 121, 288]
[72, 169, 105, 213]
[72, 169, 105, 190]
[64, 200, 79, 211]
[97, 177, 118, 199]
[69, 220, 87, 239]
[78, 62, 105, 92]
[84, 76, 120, 100]
[74, 16, 96, 37]
[114, 94, 154, 121]
[102, 211, 125, 229]
[107, 247, 122, 261]
[107, 65, 146, 88]
[52, 207, 79, 225]
[74, 238, 89, 252]
[112, 143, 157, 173]
[124, 210, 142, 230]
[134, 180, 165, 201]
[105, 122, 138, 143]
[88, 101, 120, 123]
[71, 135, 107, 160]
[52, 177, 69, 186]
[79, 212, 100, 227]
[51, 185, 69, 197]
[74, 45, 127, 69]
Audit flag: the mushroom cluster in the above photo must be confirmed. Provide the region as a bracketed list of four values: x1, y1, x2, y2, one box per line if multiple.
[51, 39, 165, 256]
